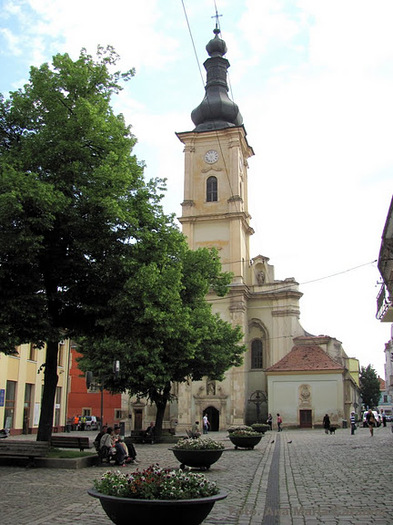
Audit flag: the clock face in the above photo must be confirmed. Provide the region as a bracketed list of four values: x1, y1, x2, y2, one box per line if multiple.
[204, 149, 219, 164]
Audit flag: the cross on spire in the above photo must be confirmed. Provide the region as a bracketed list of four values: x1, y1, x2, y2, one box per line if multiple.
[211, 8, 222, 30]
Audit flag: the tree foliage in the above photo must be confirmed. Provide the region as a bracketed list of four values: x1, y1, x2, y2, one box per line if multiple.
[0, 46, 246, 440]
[78, 246, 246, 436]
[359, 364, 381, 409]
[0, 46, 171, 440]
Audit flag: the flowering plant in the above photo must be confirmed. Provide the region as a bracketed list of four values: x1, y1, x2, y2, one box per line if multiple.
[93, 464, 219, 500]
[228, 429, 262, 437]
[173, 437, 224, 450]
[227, 425, 253, 434]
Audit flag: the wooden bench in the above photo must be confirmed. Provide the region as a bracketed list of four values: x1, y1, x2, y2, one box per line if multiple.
[129, 430, 146, 444]
[0, 440, 49, 467]
[50, 435, 91, 451]
[129, 428, 176, 444]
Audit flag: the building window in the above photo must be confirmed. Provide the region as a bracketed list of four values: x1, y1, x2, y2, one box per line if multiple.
[54, 387, 62, 426]
[115, 409, 122, 420]
[251, 339, 263, 369]
[57, 342, 65, 366]
[23, 384, 34, 434]
[206, 176, 218, 202]
[28, 343, 36, 361]
[4, 380, 16, 429]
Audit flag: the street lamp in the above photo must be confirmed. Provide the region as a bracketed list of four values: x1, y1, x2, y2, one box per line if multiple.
[86, 360, 120, 431]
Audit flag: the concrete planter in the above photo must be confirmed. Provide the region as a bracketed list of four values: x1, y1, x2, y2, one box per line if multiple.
[169, 448, 225, 470]
[228, 434, 262, 449]
[88, 488, 227, 525]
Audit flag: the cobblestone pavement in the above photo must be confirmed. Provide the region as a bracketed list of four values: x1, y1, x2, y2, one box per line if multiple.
[1, 425, 392, 524]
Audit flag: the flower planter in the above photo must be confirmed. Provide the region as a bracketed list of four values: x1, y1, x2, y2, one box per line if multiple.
[88, 488, 228, 525]
[228, 435, 262, 449]
[169, 447, 225, 470]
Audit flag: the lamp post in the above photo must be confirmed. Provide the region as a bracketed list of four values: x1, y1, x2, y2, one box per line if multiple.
[86, 360, 120, 431]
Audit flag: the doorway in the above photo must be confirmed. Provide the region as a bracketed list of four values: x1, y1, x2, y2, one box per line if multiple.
[204, 406, 219, 431]
[134, 410, 143, 430]
[299, 409, 312, 428]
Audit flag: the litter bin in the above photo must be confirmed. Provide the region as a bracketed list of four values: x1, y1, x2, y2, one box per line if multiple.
[342, 419, 347, 429]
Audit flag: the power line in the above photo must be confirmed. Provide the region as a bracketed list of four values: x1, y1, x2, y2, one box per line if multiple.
[181, 0, 252, 267]
[300, 260, 378, 286]
[207, 259, 378, 303]
[181, 0, 204, 87]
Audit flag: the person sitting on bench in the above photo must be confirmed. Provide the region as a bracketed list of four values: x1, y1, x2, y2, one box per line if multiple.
[113, 425, 137, 465]
[143, 421, 156, 443]
[99, 427, 116, 462]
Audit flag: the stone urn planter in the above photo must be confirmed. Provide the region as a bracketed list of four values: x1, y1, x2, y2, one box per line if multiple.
[88, 464, 227, 525]
[228, 432, 263, 450]
[170, 436, 226, 470]
[169, 447, 225, 470]
[88, 488, 228, 525]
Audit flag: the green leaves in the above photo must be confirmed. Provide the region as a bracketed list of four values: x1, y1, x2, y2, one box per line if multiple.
[360, 364, 381, 409]
[0, 47, 152, 352]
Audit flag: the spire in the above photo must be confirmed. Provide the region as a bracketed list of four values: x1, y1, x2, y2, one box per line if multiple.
[191, 24, 243, 132]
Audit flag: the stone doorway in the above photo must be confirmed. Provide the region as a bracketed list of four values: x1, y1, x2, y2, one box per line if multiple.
[204, 406, 219, 431]
[299, 409, 312, 428]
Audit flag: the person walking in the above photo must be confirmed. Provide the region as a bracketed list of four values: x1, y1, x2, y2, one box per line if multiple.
[277, 413, 282, 432]
[366, 409, 376, 436]
[202, 414, 210, 434]
[323, 414, 330, 434]
[266, 413, 273, 431]
[350, 412, 356, 435]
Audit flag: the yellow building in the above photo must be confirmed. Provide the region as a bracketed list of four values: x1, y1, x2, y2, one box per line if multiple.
[0, 341, 70, 434]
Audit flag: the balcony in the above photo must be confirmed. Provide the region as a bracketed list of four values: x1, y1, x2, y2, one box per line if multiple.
[376, 283, 393, 322]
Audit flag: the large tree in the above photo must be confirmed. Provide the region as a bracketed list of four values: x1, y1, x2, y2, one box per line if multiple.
[0, 46, 174, 440]
[77, 246, 246, 438]
[360, 364, 381, 409]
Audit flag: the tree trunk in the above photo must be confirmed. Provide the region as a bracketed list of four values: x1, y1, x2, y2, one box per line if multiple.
[152, 382, 171, 441]
[37, 340, 59, 441]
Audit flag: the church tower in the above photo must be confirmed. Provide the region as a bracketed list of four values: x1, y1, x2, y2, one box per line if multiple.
[176, 26, 254, 286]
[175, 25, 304, 430]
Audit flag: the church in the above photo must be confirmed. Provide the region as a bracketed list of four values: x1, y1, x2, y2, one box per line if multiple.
[155, 25, 361, 432]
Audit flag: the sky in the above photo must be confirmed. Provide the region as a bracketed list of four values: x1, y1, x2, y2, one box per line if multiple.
[0, 0, 392, 377]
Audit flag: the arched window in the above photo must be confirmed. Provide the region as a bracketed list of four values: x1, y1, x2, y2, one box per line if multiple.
[251, 339, 263, 369]
[206, 176, 218, 202]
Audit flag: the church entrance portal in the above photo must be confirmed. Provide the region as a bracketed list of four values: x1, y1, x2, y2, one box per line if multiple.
[204, 406, 219, 431]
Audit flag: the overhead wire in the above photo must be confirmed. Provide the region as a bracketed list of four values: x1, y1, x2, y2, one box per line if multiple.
[206, 259, 378, 303]
[181, 0, 251, 272]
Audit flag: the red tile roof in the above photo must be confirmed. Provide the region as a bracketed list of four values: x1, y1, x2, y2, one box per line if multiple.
[266, 345, 344, 372]
[378, 377, 386, 389]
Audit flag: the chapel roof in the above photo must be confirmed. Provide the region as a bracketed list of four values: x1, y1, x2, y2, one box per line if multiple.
[266, 345, 344, 373]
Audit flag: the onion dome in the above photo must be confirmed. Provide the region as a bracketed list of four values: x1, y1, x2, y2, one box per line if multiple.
[191, 27, 243, 132]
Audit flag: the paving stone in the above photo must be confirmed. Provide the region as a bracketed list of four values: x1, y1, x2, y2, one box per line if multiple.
[1, 426, 393, 524]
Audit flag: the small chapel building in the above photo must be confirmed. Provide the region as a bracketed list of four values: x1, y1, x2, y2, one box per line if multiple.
[156, 25, 360, 432]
